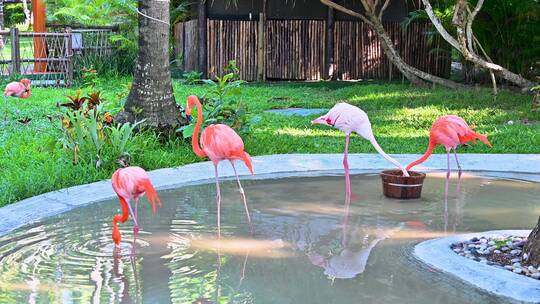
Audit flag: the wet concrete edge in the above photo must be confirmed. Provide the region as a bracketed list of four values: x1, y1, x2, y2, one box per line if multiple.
[414, 230, 539, 303]
[1, 153, 539, 237]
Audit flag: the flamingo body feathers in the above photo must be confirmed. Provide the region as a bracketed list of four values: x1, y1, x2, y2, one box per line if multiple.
[4, 79, 31, 98]
[110, 166, 161, 245]
[406, 115, 491, 171]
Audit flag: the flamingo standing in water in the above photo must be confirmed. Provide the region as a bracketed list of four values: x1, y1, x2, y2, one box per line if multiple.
[111, 166, 161, 246]
[312, 102, 409, 197]
[4, 79, 31, 98]
[406, 115, 491, 195]
[186, 95, 254, 238]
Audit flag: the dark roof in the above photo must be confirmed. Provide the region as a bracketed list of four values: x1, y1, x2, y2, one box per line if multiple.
[192, 0, 416, 22]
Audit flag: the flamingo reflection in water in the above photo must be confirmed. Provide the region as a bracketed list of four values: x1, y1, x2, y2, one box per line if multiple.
[308, 195, 403, 279]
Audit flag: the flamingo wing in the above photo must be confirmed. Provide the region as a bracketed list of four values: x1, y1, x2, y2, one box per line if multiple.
[4, 82, 24, 97]
[201, 124, 247, 161]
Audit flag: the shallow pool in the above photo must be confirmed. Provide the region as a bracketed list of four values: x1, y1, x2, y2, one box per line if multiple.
[0, 173, 538, 303]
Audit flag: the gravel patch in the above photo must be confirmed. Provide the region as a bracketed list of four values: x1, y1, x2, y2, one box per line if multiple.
[450, 235, 537, 279]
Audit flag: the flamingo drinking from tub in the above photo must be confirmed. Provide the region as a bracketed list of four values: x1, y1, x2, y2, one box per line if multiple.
[4, 79, 31, 98]
[111, 166, 161, 246]
[406, 115, 491, 176]
[312, 102, 409, 197]
[186, 95, 254, 238]
[405, 115, 491, 196]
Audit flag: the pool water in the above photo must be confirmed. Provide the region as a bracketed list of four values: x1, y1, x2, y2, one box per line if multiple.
[0, 173, 538, 303]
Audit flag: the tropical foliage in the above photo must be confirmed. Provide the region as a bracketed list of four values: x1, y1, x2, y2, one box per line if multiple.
[404, 0, 540, 80]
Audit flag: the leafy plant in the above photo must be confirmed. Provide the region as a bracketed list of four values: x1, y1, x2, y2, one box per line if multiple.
[81, 66, 99, 88]
[59, 91, 88, 111]
[59, 106, 106, 167]
[57, 88, 138, 168]
[179, 72, 247, 138]
[181, 71, 203, 85]
[107, 119, 146, 160]
[225, 59, 240, 80]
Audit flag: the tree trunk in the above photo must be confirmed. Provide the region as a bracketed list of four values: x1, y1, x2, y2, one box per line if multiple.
[525, 217, 540, 266]
[124, 0, 182, 130]
[197, 0, 207, 78]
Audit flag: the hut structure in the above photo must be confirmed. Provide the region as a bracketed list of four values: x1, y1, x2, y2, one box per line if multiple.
[174, 0, 450, 81]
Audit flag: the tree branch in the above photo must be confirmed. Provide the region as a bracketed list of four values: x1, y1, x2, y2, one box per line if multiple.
[379, 0, 391, 20]
[421, 0, 460, 49]
[319, 0, 373, 26]
[466, 0, 483, 51]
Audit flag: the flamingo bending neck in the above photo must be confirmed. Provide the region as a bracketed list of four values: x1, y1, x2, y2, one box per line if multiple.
[406, 141, 436, 171]
[368, 137, 410, 177]
[187, 96, 207, 158]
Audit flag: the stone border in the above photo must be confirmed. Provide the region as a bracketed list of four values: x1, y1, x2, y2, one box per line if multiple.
[414, 230, 540, 303]
[0, 153, 539, 237]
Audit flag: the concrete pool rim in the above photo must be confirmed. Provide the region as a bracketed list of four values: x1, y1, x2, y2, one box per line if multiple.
[414, 230, 539, 303]
[0, 153, 538, 238]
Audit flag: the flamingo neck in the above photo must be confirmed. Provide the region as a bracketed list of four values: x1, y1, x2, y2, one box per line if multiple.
[191, 98, 207, 158]
[406, 141, 436, 171]
[112, 196, 129, 245]
[369, 137, 410, 176]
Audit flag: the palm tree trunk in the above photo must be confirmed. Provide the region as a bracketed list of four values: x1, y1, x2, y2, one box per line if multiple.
[125, 0, 183, 130]
[525, 217, 540, 266]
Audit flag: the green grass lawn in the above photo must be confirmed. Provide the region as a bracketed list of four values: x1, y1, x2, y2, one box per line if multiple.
[0, 79, 538, 206]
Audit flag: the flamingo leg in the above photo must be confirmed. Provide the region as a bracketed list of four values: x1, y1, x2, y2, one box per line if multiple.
[343, 134, 351, 198]
[341, 194, 351, 247]
[444, 177, 449, 233]
[453, 148, 462, 179]
[126, 199, 139, 234]
[214, 164, 222, 239]
[230, 161, 253, 235]
[133, 198, 139, 235]
[445, 149, 451, 200]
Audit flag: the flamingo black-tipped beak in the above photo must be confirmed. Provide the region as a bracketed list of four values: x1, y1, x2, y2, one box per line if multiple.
[186, 114, 192, 122]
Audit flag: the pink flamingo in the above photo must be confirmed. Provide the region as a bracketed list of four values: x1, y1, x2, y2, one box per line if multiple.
[406, 115, 491, 195]
[4, 79, 31, 99]
[312, 102, 409, 197]
[186, 95, 254, 237]
[111, 166, 161, 246]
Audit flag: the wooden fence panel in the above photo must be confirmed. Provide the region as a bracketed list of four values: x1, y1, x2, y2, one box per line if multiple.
[265, 20, 325, 80]
[174, 19, 450, 81]
[182, 20, 198, 72]
[206, 19, 258, 81]
[334, 21, 450, 80]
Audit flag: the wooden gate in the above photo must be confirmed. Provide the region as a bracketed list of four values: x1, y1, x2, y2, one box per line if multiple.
[0, 28, 73, 86]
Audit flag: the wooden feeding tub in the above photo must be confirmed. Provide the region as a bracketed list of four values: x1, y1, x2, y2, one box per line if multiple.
[380, 170, 426, 199]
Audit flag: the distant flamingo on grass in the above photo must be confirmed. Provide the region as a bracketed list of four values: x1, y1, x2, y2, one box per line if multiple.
[4, 79, 31, 99]
[312, 102, 409, 197]
[111, 166, 161, 246]
[186, 95, 254, 238]
[406, 115, 491, 195]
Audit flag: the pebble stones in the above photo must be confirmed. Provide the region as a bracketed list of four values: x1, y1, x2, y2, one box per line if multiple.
[450, 235, 537, 280]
